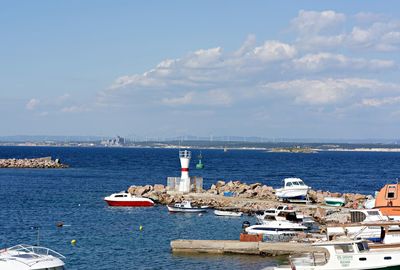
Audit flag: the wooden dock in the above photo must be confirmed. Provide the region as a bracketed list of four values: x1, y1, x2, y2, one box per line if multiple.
[171, 240, 328, 256]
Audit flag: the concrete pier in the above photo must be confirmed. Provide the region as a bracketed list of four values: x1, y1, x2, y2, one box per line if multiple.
[171, 240, 328, 256]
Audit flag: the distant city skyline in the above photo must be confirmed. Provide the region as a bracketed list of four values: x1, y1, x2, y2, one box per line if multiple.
[1, 1, 400, 139]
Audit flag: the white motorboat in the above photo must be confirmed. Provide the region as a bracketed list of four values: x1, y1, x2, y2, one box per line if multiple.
[214, 209, 243, 217]
[0, 244, 65, 270]
[255, 205, 311, 224]
[271, 239, 400, 270]
[104, 191, 154, 207]
[245, 220, 308, 237]
[275, 178, 310, 201]
[167, 201, 208, 213]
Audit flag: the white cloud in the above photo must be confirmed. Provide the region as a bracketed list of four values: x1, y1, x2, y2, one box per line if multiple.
[263, 78, 399, 105]
[291, 10, 400, 52]
[252, 41, 297, 62]
[291, 10, 346, 35]
[26, 98, 40, 110]
[292, 53, 396, 72]
[184, 47, 223, 68]
[346, 21, 400, 51]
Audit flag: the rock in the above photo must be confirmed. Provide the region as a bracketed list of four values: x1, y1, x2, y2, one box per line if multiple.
[127, 186, 138, 194]
[135, 185, 152, 196]
[216, 181, 225, 188]
[236, 184, 248, 194]
[153, 184, 165, 193]
[313, 207, 327, 222]
[308, 190, 318, 202]
[316, 193, 325, 204]
[250, 183, 262, 190]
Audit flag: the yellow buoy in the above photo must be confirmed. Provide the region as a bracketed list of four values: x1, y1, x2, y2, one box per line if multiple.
[139, 225, 143, 231]
[71, 239, 77, 245]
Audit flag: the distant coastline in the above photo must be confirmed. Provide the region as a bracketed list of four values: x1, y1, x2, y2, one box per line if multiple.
[1, 141, 400, 153]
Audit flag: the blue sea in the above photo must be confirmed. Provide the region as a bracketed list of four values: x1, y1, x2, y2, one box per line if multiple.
[1, 146, 400, 269]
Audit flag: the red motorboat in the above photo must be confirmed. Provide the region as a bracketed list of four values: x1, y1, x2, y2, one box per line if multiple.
[104, 191, 154, 207]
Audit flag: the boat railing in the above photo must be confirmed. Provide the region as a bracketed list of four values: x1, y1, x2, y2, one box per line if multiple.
[6, 244, 66, 260]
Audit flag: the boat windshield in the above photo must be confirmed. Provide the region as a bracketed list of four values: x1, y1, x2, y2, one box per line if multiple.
[290, 252, 328, 267]
[286, 182, 293, 187]
[298, 181, 305, 186]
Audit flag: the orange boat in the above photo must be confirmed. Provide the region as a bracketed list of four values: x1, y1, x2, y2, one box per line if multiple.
[375, 183, 400, 217]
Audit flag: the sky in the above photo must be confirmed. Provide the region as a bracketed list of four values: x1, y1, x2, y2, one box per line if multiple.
[1, 1, 400, 140]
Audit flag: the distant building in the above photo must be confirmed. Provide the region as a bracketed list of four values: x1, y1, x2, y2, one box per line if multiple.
[101, 136, 126, 147]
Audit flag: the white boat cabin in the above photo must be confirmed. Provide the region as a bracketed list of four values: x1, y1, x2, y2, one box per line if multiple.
[282, 178, 307, 189]
[283, 239, 400, 270]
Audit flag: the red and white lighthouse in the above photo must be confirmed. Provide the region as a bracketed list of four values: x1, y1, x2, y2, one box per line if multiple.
[178, 150, 191, 193]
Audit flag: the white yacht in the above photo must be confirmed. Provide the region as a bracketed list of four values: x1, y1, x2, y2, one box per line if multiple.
[275, 178, 310, 201]
[271, 239, 400, 270]
[326, 209, 393, 242]
[0, 244, 65, 270]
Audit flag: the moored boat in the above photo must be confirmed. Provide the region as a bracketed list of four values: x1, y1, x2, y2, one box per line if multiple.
[271, 239, 400, 270]
[167, 201, 208, 213]
[0, 244, 65, 270]
[375, 183, 400, 220]
[104, 191, 154, 207]
[326, 209, 390, 242]
[214, 209, 243, 217]
[275, 178, 310, 201]
[324, 196, 346, 207]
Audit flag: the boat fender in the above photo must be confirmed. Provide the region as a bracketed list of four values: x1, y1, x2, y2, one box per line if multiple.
[242, 221, 251, 231]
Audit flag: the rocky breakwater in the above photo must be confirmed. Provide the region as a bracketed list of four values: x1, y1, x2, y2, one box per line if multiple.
[127, 180, 277, 211]
[127, 180, 369, 224]
[0, 157, 68, 168]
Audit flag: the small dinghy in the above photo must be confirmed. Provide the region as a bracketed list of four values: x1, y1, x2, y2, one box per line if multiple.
[324, 196, 345, 207]
[214, 209, 243, 217]
[167, 201, 208, 213]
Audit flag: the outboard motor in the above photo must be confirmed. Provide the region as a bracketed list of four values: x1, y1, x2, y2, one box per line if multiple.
[242, 221, 251, 232]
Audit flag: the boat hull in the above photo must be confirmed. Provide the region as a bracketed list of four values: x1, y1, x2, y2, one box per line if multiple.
[167, 206, 207, 213]
[324, 197, 345, 207]
[214, 210, 242, 217]
[275, 189, 308, 199]
[104, 199, 154, 207]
